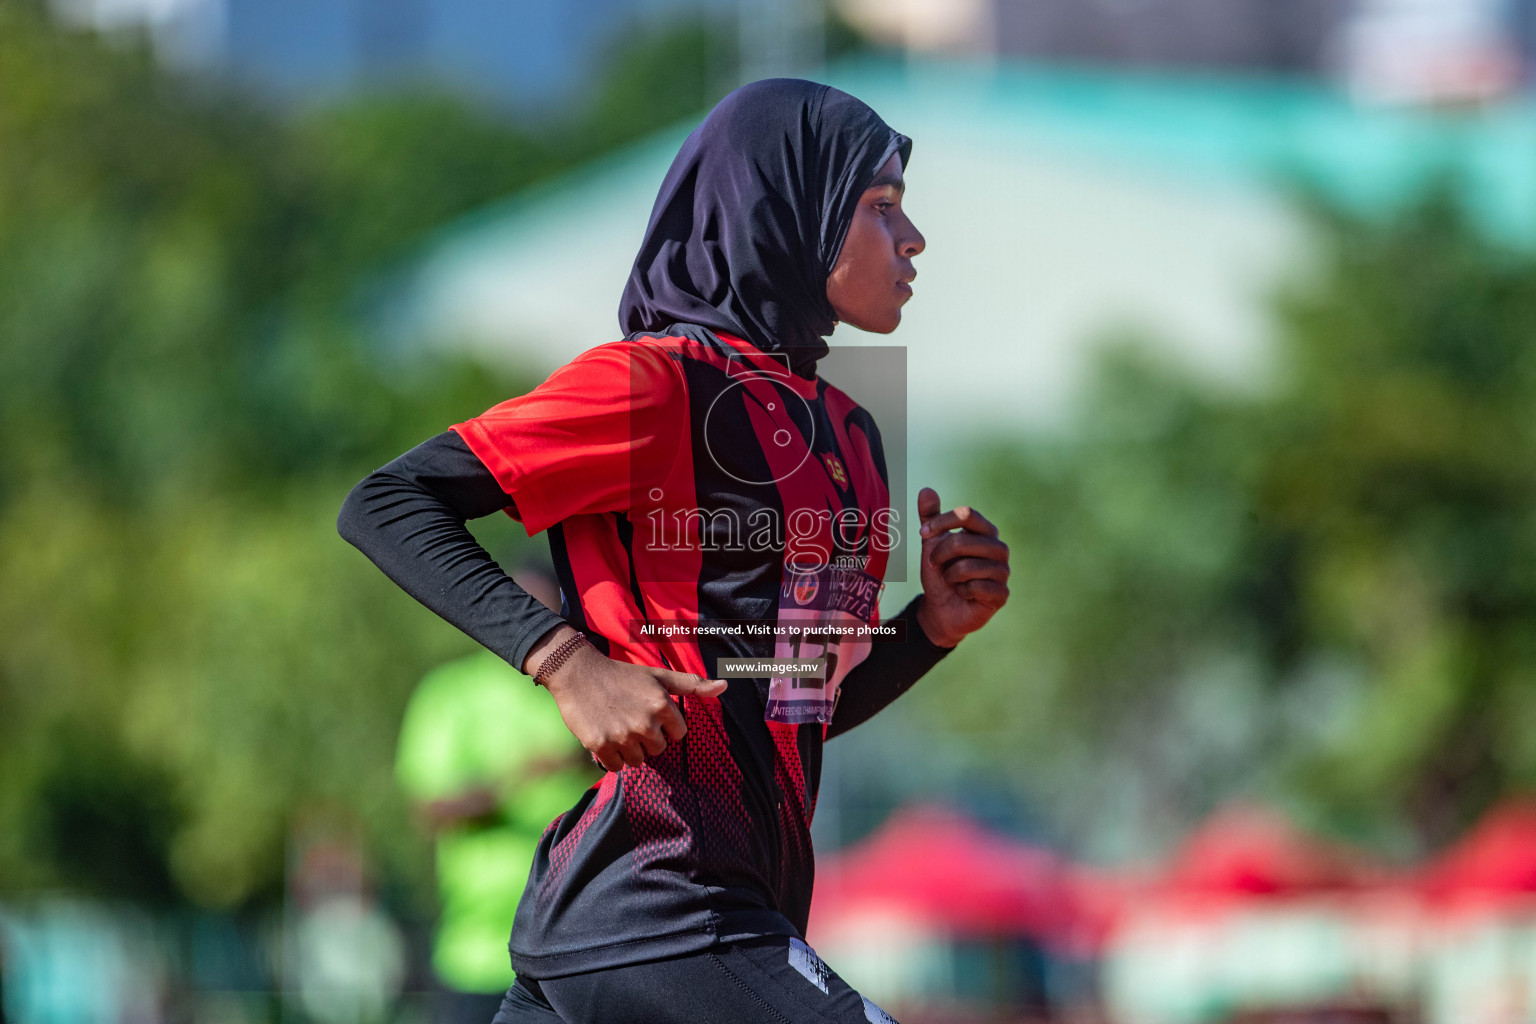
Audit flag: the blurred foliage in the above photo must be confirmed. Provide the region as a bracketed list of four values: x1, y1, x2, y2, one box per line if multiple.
[0, 5, 725, 909]
[569, 18, 734, 161]
[932, 183, 1536, 858]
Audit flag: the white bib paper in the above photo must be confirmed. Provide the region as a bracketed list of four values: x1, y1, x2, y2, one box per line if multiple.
[764, 565, 883, 725]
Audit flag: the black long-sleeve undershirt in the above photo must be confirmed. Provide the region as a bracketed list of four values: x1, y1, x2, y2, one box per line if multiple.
[337, 430, 953, 736]
[337, 431, 569, 672]
[824, 593, 953, 739]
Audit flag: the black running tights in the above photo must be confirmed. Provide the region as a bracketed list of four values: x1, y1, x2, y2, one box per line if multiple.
[490, 937, 898, 1024]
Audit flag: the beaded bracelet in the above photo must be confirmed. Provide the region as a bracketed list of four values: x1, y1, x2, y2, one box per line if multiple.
[534, 631, 592, 687]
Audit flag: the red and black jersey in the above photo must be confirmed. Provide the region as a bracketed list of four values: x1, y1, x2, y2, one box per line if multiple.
[453, 331, 896, 977]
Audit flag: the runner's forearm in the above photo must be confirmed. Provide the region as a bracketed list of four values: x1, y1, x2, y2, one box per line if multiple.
[337, 430, 568, 673]
[825, 594, 954, 739]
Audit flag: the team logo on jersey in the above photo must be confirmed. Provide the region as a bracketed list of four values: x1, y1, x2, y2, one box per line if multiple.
[792, 573, 819, 605]
[822, 453, 848, 488]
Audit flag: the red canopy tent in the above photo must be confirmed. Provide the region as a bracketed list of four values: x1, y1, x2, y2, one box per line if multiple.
[808, 804, 1119, 950]
[1156, 804, 1384, 904]
[1418, 798, 1536, 913]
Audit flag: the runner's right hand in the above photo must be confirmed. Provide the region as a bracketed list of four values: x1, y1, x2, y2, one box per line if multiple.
[527, 627, 726, 772]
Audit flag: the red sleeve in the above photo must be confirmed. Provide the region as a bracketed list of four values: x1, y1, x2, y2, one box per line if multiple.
[451, 341, 686, 536]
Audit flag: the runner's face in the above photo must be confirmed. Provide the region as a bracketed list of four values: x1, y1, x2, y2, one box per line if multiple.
[826, 152, 925, 334]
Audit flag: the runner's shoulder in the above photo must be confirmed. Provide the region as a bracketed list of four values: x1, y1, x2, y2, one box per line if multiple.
[548, 338, 688, 402]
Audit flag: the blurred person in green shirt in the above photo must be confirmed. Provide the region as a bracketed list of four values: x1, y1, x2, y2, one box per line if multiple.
[395, 570, 595, 1013]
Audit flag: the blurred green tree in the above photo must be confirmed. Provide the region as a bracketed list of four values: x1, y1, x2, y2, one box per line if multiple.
[0, 5, 727, 909]
[928, 184, 1536, 857]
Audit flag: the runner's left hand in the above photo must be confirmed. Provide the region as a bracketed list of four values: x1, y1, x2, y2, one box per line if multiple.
[914, 486, 1009, 648]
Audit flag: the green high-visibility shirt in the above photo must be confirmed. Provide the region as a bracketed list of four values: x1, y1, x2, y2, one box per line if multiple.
[396, 650, 592, 992]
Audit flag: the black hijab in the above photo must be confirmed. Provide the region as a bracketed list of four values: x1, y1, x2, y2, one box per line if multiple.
[619, 78, 911, 380]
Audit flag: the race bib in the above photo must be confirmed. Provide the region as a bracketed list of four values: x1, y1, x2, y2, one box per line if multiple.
[765, 565, 883, 724]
